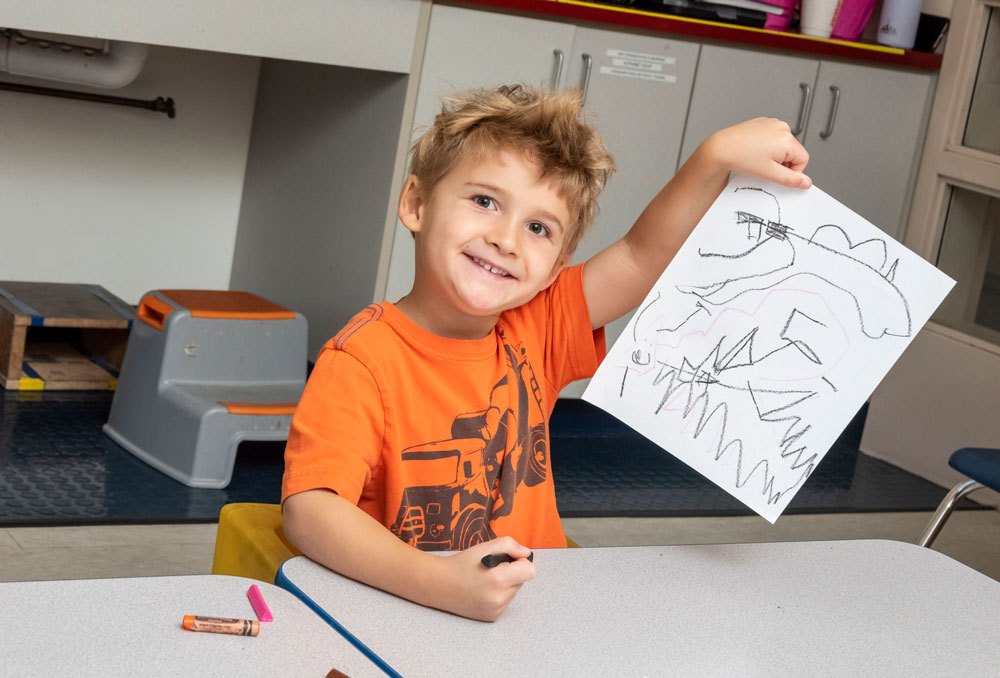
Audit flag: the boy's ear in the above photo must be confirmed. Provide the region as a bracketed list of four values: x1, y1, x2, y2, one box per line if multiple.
[398, 175, 424, 234]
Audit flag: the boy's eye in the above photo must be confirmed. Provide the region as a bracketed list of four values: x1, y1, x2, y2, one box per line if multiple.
[527, 222, 549, 237]
[472, 195, 496, 210]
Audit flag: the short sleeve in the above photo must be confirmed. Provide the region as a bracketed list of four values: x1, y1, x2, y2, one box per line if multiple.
[281, 346, 385, 505]
[520, 263, 606, 393]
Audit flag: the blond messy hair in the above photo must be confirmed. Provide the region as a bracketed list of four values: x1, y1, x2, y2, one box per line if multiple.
[408, 84, 616, 255]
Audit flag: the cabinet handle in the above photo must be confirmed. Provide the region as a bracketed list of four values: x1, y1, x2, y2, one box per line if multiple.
[580, 53, 593, 105]
[819, 85, 841, 139]
[790, 82, 812, 136]
[551, 49, 565, 89]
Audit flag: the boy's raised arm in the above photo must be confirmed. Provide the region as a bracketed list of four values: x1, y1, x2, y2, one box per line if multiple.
[282, 489, 535, 622]
[582, 118, 811, 330]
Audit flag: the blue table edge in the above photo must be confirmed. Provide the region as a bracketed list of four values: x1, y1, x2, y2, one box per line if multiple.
[275, 559, 404, 678]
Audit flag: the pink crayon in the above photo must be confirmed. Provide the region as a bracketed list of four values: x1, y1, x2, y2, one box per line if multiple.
[247, 584, 273, 622]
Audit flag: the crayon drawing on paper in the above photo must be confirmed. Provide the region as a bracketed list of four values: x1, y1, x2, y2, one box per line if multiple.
[583, 174, 954, 522]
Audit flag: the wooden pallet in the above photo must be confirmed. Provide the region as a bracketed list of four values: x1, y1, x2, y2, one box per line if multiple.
[0, 281, 135, 390]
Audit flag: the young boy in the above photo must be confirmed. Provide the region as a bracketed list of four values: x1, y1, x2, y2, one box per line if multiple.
[282, 84, 810, 622]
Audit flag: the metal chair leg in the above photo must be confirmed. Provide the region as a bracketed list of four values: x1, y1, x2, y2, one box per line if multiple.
[918, 479, 984, 548]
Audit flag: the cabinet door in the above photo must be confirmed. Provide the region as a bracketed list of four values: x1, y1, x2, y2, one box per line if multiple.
[802, 61, 933, 241]
[678, 44, 819, 165]
[384, 5, 576, 302]
[560, 27, 699, 396]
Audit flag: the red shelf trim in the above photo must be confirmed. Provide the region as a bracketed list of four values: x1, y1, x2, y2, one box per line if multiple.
[450, 0, 943, 71]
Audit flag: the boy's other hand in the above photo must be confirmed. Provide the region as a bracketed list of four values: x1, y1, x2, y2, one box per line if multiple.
[438, 536, 535, 622]
[703, 117, 811, 189]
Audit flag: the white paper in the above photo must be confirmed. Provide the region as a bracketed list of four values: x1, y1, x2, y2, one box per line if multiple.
[582, 174, 955, 523]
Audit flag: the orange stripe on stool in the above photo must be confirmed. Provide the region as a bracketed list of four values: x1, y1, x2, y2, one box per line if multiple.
[161, 290, 296, 320]
[218, 402, 298, 416]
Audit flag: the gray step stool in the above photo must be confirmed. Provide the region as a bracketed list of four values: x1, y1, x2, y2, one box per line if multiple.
[103, 289, 307, 488]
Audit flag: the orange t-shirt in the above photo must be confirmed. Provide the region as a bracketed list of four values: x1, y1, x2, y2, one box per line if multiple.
[281, 263, 605, 550]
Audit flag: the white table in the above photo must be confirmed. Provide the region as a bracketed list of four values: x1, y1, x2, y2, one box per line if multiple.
[276, 540, 1000, 678]
[0, 574, 384, 677]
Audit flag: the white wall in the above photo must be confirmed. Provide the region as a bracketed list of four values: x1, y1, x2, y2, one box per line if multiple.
[861, 325, 1000, 509]
[0, 44, 260, 304]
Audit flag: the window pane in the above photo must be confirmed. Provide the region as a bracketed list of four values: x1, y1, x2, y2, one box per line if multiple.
[933, 186, 1000, 344]
[963, 7, 1000, 154]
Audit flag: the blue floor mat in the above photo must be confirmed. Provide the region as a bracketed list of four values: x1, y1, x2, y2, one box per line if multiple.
[1, 391, 283, 526]
[0, 390, 979, 526]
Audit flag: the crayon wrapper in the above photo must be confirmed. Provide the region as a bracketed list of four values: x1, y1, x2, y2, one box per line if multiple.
[183, 615, 260, 637]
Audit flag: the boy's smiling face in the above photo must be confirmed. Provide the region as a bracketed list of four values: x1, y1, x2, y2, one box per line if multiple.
[397, 150, 573, 339]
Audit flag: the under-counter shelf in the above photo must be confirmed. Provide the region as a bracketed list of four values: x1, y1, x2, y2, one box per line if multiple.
[452, 0, 943, 71]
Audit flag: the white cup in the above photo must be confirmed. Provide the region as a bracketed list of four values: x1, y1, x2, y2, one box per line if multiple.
[876, 0, 923, 50]
[800, 0, 841, 38]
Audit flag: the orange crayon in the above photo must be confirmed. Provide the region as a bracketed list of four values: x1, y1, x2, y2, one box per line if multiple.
[182, 615, 260, 637]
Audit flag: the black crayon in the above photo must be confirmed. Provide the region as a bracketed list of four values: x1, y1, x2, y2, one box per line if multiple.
[481, 551, 534, 568]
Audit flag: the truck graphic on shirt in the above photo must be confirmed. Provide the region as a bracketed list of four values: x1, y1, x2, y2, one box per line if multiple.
[389, 339, 548, 550]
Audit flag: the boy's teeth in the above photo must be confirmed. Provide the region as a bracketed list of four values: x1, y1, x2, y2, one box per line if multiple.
[472, 256, 510, 277]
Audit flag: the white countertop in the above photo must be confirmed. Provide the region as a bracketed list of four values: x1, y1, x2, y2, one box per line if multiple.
[278, 540, 1000, 678]
[0, 574, 384, 677]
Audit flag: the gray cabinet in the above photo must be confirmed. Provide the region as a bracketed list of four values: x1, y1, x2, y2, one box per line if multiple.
[680, 44, 934, 241]
[560, 26, 699, 395]
[680, 45, 819, 155]
[563, 27, 698, 270]
[802, 60, 934, 240]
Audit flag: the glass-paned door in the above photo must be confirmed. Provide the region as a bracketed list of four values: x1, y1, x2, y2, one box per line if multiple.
[933, 186, 1000, 344]
[963, 7, 1000, 154]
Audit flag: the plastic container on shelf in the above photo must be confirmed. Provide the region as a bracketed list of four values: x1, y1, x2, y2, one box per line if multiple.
[761, 0, 799, 32]
[876, 0, 924, 49]
[800, 0, 840, 37]
[831, 0, 879, 41]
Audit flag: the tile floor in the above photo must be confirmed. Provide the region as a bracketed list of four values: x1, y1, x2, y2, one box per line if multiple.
[2, 509, 998, 584]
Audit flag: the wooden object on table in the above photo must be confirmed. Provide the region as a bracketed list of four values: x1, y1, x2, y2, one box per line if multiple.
[0, 281, 134, 390]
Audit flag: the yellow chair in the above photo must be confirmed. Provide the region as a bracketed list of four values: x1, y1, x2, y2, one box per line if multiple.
[212, 501, 580, 585]
[212, 503, 302, 584]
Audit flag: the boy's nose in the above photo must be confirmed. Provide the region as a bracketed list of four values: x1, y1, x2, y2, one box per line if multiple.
[485, 219, 518, 255]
